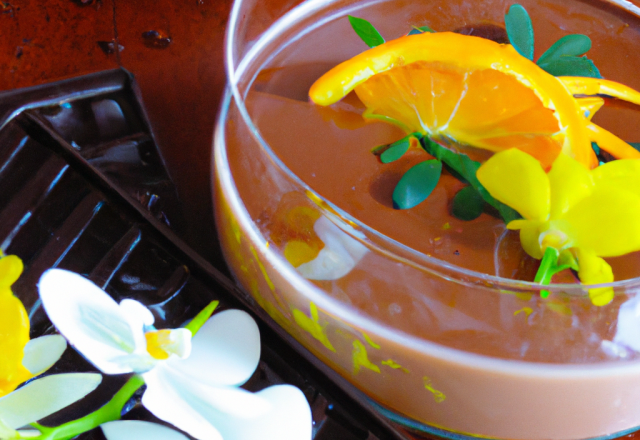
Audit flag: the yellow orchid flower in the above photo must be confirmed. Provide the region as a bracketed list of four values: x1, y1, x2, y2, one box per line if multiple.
[477, 148, 640, 306]
[0, 253, 31, 397]
[0, 255, 67, 399]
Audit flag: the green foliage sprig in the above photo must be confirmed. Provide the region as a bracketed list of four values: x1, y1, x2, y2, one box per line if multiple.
[349, 4, 603, 78]
[350, 5, 603, 220]
[504, 4, 534, 60]
[348, 15, 385, 48]
[505, 4, 602, 78]
[379, 133, 521, 222]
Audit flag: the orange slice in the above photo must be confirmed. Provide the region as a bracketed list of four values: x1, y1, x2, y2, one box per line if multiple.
[310, 32, 605, 168]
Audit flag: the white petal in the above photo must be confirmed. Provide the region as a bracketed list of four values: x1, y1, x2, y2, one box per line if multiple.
[38, 269, 143, 374]
[111, 354, 158, 374]
[168, 310, 260, 387]
[14, 428, 40, 438]
[118, 299, 157, 368]
[297, 216, 368, 281]
[160, 364, 270, 418]
[101, 421, 190, 440]
[170, 329, 192, 359]
[195, 385, 312, 440]
[119, 299, 155, 327]
[143, 365, 304, 440]
[141, 367, 223, 440]
[22, 335, 67, 375]
[0, 418, 18, 439]
[189, 386, 270, 419]
[0, 373, 101, 429]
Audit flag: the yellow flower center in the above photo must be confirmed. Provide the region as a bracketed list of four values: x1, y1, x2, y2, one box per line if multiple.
[539, 229, 572, 253]
[145, 329, 191, 360]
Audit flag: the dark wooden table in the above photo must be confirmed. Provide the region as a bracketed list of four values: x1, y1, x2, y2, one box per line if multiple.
[0, 0, 230, 265]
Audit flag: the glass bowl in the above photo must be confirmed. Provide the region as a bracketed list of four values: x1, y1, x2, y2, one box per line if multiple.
[213, 0, 640, 438]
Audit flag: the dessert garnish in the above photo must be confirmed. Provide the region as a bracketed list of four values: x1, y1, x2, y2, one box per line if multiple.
[503, 5, 600, 77]
[36, 268, 312, 440]
[309, 5, 640, 304]
[478, 148, 640, 305]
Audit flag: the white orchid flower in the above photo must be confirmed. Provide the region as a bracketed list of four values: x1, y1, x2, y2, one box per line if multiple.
[0, 373, 102, 439]
[38, 269, 312, 440]
[101, 420, 190, 440]
[296, 215, 368, 281]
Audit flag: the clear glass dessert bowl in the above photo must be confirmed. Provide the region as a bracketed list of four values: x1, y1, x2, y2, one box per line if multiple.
[213, 0, 640, 438]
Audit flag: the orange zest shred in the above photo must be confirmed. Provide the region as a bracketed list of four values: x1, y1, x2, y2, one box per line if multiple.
[309, 31, 640, 168]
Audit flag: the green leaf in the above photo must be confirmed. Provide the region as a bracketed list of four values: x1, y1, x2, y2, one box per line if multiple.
[408, 25, 435, 35]
[538, 56, 602, 78]
[393, 160, 442, 209]
[592, 141, 608, 165]
[537, 34, 591, 65]
[452, 186, 485, 221]
[505, 4, 534, 60]
[420, 137, 521, 223]
[629, 142, 640, 153]
[348, 15, 385, 48]
[380, 134, 415, 163]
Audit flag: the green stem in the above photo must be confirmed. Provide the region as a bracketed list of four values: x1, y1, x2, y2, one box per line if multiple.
[534, 247, 559, 286]
[32, 375, 145, 440]
[534, 247, 575, 298]
[185, 300, 219, 335]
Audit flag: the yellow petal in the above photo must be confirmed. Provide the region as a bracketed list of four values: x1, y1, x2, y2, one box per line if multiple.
[591, 158, 640, 197]
[506, 219, 527, 230]
[547, 152, 593, 218]
[0, 255, 23, 290]
[574, 248, 614, 306]
[477, 148, 550, 221]
[0, 293, 31, 397]
[563, 186, 640, 257]
[508, 219, 546, 260]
